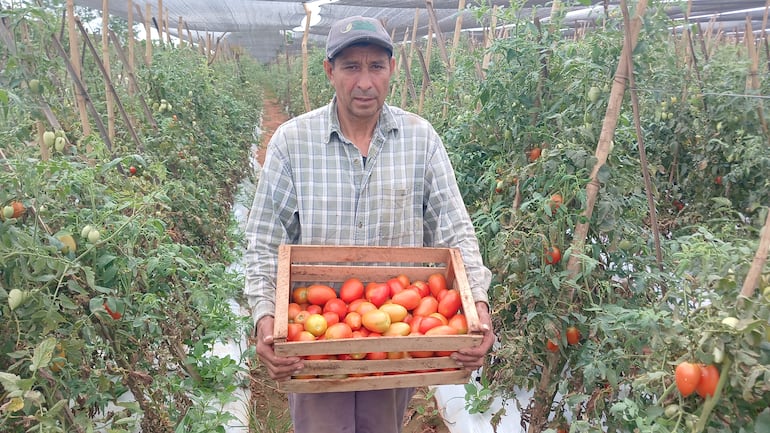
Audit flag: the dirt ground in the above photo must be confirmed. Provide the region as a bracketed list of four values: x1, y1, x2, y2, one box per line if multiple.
[247, 97, 451, 433]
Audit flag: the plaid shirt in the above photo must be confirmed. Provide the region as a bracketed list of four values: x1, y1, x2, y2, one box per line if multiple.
[244, 98, 491, 326]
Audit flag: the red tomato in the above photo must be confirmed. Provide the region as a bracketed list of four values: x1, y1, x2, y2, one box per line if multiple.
[306, 304, 322, 315]
[129, 166, 137, 175]
[287, 323, 305, 341]
[675, 362, 702, 397]
[438, 289, 462, 318]
[306, 284, 337, 306]
[412, 296, 439, 317]
[391, 288, 421, 310]
[545, 246, 562, 265]
[410, 281, 430, 298]
[365, 283, 390, 307]
[103, 302, 122, 320]
[340, 278, 364, 303]
[322, 311, 340, 326]
[427, 273, 448, 298]
[546, 339, 559, 353]
[696, 364, 719, 398]
[386, 277, 406, 297]
[566, 326, 581, 345]
[418, 316, 444, 334]
[323, 298, 348, 321]
[409, 316, 424, 334]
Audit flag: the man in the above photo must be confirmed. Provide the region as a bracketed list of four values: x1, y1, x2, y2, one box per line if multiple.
[244, 15, 494, 433]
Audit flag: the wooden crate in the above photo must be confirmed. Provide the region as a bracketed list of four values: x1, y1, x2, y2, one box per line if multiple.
[273, 245, 483, 393]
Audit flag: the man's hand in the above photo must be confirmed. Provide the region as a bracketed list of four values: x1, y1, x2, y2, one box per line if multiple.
[255, 316, 304, 381]
[451, 301, 495, 370]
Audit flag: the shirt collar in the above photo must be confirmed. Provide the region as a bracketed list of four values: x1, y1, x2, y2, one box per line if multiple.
[325, 96, 399, 144]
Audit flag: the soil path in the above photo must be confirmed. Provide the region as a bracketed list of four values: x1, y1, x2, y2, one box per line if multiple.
[247, 96, 451, 433]
[256, 96, 289, 165]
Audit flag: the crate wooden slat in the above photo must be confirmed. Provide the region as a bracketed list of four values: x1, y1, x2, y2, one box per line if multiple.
[272, 245, 483, 393]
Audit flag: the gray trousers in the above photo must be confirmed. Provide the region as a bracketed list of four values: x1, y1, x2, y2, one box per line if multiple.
[288, 387, 415, 433]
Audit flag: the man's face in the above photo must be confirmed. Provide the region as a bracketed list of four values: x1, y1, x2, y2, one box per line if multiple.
[324, 44, 395, 123]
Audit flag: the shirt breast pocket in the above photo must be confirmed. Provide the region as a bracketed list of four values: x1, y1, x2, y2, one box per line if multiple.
[379, 186, 419, 244]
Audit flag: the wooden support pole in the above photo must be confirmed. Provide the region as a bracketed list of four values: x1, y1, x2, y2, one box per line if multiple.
[450, 0, 466, 71]
[67, 0, 92, 150]
[102, 0, 115, 141]
[127, 0, 135, 94]
[301, 3, 312, 113]
[109, 30, 158, 129]
[144, 3, 152, 65]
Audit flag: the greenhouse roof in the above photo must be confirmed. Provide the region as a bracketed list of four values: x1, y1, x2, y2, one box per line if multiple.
[71, 0, 770, 62]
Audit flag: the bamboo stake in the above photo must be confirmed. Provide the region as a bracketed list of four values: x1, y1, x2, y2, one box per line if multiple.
[75, 18, 142, 151]
[739, 210, 770, 301]
[37, 121, 49, 161]
[51, 35, 113, 152]
[301, 3, 311, 113]
[157, 0, 163, 43]
[127, 0, 135, 94]
[481, 5, 498, 74]
[566, 0, 648, 280]
[144, 3, 152, 65]
[416, 47, 431, 115]
[108, 30, 158, 129]
[425, 17, 433, 75]
[400, 29, 411, 107]
[620, 0, 663, 273]
[449, 0, 466, 72]
[745, 17, 769, 135]
[424, 0, 449, 69]
[102, 0, 115, 141]
[408, 9, 419, 69]
[67, 0, 92, 151]
[177, 16, 183, 47]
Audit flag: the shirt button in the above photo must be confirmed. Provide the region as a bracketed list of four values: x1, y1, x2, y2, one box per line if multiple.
[353, 159, 360, 166]
[357, 222, 363, 228]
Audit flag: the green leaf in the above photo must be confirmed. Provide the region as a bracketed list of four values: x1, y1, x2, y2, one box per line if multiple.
[0, 372, 22, 392]
[29, 337, 56, 372]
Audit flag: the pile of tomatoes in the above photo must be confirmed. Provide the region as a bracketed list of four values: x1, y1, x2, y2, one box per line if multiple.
[286, 272, 468, 361]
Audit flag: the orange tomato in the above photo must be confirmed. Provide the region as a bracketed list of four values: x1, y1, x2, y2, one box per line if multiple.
[323, 298, 348, 321]
[438, 289, 462, 318]
[413, 296, 439, 317]
[353, 300, 377, 315]
[429, 312, 449, 326]
[550, 193, 563, 212]
[361, 309, 391, 333]
[395, 274, 410, 290]
[306, 304, 322, 315]
[344, 311, 362, 330]
[566, 326, 581, 345]
[295, 330, 317, 342]
[306, 284, 337, 306]
[675, 362, 702, 397]
[696, 364, 719, 398]
[427, 273, 447, 298]
[528, 147, 542, 162]
[287, 302, 302, 321]
[366, 351, 388, 360]
[384, 322, 411, 336]
[365, 282, 390, 307]
[304, 313, 328, 337]
[448, 314, 468, 334]
[294, 310, 311, 325]
[340, 278, 364, 303]
[391, 288, 421, 310]
[380, 303, 408, 323]
[292, 286, 309, 304]
[425, 325, 458, 336]
[325, 322, 354, 340]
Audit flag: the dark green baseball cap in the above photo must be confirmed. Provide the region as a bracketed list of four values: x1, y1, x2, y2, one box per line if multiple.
[326, 16, 393, 59]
